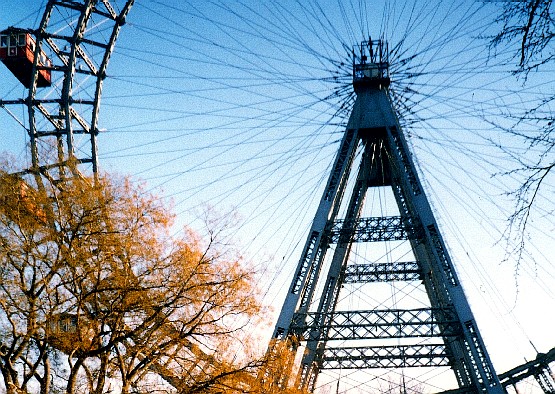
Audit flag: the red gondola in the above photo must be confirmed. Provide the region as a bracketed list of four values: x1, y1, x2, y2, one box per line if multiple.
[0, 27, 52, 88]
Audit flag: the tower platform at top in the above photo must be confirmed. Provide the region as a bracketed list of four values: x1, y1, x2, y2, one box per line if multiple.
[353, 39, 390, 92]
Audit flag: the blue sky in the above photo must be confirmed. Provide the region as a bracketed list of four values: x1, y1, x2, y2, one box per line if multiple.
[1, 1, 554, 392]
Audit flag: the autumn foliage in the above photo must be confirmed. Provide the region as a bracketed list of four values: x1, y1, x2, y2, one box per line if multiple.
[0, 170, 305, 394]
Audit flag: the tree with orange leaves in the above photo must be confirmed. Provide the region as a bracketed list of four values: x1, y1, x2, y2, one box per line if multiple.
[0, 169, 276, 394]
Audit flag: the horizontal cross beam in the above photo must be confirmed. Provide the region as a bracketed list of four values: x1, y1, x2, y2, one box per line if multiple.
[291, 308, 461, 341]
[326, 216, 420, 243]
[344, 261, 421, 283]
[322, 344, 451, 369]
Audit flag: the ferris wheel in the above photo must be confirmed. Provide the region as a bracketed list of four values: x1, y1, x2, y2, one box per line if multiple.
[1, 1, 554, 393]
[0, 0, 133, 182]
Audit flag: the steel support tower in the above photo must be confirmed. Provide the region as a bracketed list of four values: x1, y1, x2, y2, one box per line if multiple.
[271, 40, 504, 394]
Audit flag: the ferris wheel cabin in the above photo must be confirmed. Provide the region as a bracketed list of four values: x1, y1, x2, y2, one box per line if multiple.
[0, 27, 52, 88]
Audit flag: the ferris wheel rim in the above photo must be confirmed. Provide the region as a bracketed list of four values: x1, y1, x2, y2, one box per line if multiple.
[22, 0, 135, 179]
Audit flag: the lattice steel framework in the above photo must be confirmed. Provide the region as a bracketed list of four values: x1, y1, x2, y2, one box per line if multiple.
[271, 40, 504, 393]
[0, 0, 134, 181]
[499, 347, 555, 394]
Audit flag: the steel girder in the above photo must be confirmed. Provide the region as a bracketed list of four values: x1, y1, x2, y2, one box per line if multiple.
[343, 261, 421, 282]
[325, 215, 421, 244]
[321, 344, 451, 369]
[291, 308, 462, 341]
[499, 347, 555, 393]
[272, 127, 360, 339]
